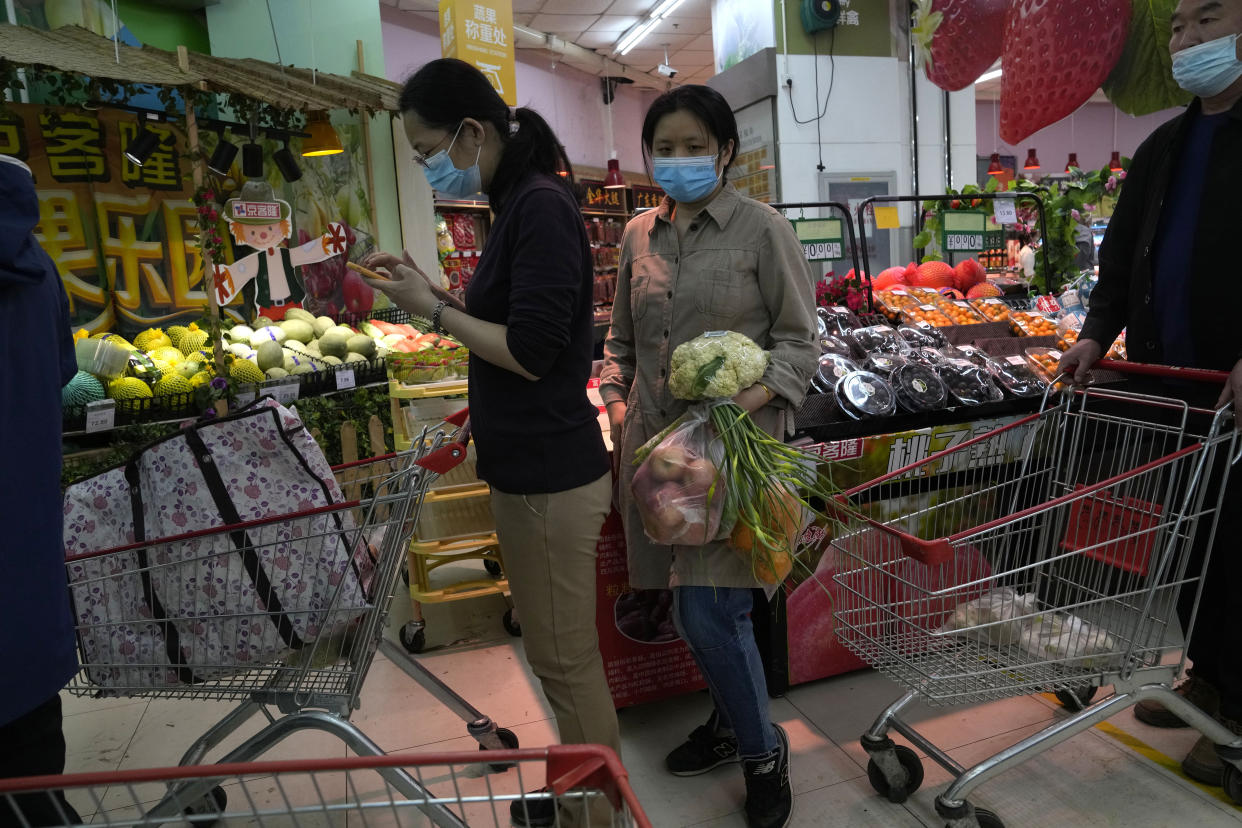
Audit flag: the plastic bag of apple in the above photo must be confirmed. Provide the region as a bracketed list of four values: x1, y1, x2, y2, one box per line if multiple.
[298, 224, 377, 321]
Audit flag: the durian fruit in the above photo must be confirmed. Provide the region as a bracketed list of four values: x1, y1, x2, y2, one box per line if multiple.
[62, 371, 105, 407]
[134, 328, 172, 351]
[228, 357, 265, 385]
[179, 324, 209, 355]
[107, 377, 153, 400]
[148, 346, 184, 366]
[153, 372, 194, 397]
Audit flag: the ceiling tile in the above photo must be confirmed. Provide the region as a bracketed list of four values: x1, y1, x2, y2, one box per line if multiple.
[588, 14, 641, 32]
[530, 13, 602, 35]
[669, 49, 713, 68]
[577, 30, 624, 49]
[684, 32, 713, 50]
[604, 0, 658, 14]
[515, 12, 535, 25]
[539, 0, 612, 11]
[513, 0, 547, 12]
[668, 0, 712, 19]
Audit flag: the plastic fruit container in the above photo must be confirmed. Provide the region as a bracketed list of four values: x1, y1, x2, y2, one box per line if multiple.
[906, 346, 947, 367]
[817, 306, 856, 337]
[954, 344, 1001, 371]
[1107, 331, 1127, 361]
[813, 354, 861, 393]
[874, 289, 920, 321]
[939, 358, 1005, 405]
[1010, 310, 1059, 337]
[991, 355, 1048, 398]
[1024, 347, 1065, 382]
[897, 323, 947, 349]
[851, 324, 905, 354]
[937, 299, 987, 326]
[970, 297, 1012, 323]
[864, 352, 906, 378]
[819, 334, 855, 358]
[906, 286, 943, 303]
[902, 304, 955, 328]
[892, 363, 949, 413]
[835, 371, 897, 419]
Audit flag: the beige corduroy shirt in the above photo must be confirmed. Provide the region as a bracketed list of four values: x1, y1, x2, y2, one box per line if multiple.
[600, 183, 818, 591]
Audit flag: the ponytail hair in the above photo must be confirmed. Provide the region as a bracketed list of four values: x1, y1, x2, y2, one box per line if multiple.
[398, 58, 574, 210]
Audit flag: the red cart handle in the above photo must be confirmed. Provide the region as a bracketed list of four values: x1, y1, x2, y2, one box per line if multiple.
[1096, 359, 1230, 384]
[414, 407, 472, 476]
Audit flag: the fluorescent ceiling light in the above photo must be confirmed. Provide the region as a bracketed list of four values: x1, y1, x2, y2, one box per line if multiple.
[616, 17, 660, 55]
[975, 68, 1002, 84]
[614, 0, 685, 56]
[514, 24, 543, 39]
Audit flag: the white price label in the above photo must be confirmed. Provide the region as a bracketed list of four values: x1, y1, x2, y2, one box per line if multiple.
[993, 199, 1018, 225]
[802, 241, 843, 261]
[84, 399, 116, 433]
[335, 369, 356, 391]
[263, 382, 300, 405]
[945, 233, 985, 251]
[235, 390, 257, 407]
[1007, 356, 1025, 366]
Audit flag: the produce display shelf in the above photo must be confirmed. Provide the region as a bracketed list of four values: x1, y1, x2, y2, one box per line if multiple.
[389, 378, 469, 399]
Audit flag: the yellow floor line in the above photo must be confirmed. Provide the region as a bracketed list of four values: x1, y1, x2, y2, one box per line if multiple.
[1038, 694, 1240, 808]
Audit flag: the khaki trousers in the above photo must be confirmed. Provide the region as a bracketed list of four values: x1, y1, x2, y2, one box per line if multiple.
[490, 472, 621, 756]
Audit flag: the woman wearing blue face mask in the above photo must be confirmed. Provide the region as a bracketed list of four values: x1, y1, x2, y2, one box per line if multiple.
[600, 85, 817, 828]
[360, 59, 616, 828]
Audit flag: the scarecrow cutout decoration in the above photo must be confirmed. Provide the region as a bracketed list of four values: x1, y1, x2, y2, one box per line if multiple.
[212, 179, 349, 320]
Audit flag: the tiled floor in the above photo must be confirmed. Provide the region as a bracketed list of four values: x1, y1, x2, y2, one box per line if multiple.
[54, 586, 1242, 827]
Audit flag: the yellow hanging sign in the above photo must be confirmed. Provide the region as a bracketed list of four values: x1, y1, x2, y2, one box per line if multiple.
[439, 0, 516, 105]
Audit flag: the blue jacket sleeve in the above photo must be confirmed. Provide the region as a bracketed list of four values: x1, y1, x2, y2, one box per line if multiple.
[503, 187, 587, 379]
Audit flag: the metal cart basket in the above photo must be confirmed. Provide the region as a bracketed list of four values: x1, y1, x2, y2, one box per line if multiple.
[0, 745, 651, 827]
[59, 409, 519, 825]
[828, 366, 1242, 827]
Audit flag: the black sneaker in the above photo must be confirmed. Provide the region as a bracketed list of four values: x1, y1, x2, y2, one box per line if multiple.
[509, 788, 556, 828]
[743, 724, 793, 828]
[665, 711, 740, 776]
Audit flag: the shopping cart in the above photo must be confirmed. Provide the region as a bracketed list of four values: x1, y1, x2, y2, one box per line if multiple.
[827, 364, 1242, 828]
[60, 408, 518, 825]
[0, 744, 651, 827]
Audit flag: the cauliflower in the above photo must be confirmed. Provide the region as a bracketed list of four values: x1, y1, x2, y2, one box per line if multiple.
[669, 331, 769, 400]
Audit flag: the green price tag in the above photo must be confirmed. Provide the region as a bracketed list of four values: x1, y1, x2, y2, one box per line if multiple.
[791, 217, 844, 261]
[941, 211, 987, 252]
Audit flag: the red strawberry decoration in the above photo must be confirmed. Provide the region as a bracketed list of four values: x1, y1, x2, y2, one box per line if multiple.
[914, 0, 1007, 92]
[999, 0, 1130, 145]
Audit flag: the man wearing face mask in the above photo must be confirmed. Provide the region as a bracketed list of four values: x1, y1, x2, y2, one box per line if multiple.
[1059, 0, 1242, 786]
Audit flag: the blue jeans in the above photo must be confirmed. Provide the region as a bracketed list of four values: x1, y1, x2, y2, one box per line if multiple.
[673, 586, 778, 758]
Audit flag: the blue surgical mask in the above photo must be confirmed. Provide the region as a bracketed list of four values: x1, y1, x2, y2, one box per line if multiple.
[423, 122, 482, 197]
[1172, 33, 1242, 98]
[652, 154, 722, 203]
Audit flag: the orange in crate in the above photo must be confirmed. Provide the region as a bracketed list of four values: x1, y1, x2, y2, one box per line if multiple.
[902, 304, 955, 328]
[1062, 488, 1162, 576]
[971, 297, 1011, 323]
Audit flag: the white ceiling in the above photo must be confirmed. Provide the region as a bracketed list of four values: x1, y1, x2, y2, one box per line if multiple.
[380, 0, 717, 85]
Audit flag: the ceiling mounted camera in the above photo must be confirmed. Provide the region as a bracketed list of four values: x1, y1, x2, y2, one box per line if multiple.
[658, 63, 678, 78]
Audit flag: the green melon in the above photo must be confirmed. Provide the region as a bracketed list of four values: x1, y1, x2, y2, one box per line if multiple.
[62, 371, 105, 407]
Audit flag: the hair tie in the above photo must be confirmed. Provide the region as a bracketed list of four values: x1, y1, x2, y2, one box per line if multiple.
[508, 106, 520, 136]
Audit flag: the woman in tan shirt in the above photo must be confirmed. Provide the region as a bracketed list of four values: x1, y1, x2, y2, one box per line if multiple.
[600, 86, 817, 828]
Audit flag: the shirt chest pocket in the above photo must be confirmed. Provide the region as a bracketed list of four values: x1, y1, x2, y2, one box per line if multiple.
[630, 254, 669, 322]
[692, 250, 760, 320]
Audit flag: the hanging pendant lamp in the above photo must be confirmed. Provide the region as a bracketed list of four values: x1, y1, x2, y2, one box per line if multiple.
[986, 153, 1004, 176]
[1023, 148, 1040, 170]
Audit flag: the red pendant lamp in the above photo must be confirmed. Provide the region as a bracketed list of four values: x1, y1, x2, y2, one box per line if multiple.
[985, 101, 1004, 176]
[1023, 148, 1040, 170]
[1108, 109, 1124, 172]
[986, 153, 1004, 176]
[604, 158, 626, 189]
[1065, 152, 1079, 173]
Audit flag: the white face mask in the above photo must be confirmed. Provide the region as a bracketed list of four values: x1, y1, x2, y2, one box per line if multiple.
[1172, 33, 1242, 98]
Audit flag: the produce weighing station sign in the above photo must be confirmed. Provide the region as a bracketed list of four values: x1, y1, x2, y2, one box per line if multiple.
[941, 211, 987, 252]
[791, 217, 845, 261]
[439, 0, 516, 105]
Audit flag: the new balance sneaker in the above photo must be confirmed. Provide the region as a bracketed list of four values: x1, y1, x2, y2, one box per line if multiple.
[1134, 672, 1220, 729]
[509, 788, 556, 828]
[743, 724, 792, 828]
[665, 711, 740, 776]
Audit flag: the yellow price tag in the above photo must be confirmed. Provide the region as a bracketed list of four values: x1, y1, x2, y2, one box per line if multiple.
[874, 206, 900, 229]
